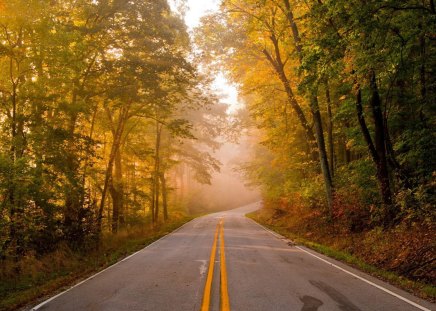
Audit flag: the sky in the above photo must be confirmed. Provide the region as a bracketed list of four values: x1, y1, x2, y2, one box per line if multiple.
[183, 0, 220, 30]
[170, 0, 242, 114]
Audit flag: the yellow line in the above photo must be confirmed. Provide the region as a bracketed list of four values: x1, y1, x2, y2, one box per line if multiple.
[200, 222, 220, 311]
[220, 220, 230, 311]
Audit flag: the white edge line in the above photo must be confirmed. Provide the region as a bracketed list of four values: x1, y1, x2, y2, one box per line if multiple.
[31, 218, 197, 311]
[247, 218, 432, 311]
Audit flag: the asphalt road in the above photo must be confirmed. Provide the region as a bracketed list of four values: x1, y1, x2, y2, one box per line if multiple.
[32, 202, 435, 311]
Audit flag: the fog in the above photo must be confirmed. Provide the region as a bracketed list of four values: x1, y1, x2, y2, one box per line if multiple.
[186, 136, 261, 213]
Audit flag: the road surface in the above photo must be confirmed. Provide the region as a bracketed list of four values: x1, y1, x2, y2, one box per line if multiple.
[32, 202, 435, 311]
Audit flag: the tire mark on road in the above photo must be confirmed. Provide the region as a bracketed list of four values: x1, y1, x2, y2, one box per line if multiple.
[309, 280, 361, 311]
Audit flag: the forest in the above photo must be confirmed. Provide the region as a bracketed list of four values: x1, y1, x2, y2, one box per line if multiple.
[0, 0, 435, 309]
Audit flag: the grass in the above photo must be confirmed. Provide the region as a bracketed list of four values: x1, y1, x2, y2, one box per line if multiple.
[246, 211, 436, 302]
[0, 214, 195, 311]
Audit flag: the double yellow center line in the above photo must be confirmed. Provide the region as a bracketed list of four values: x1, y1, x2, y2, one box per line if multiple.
[201, 219, 230, 311]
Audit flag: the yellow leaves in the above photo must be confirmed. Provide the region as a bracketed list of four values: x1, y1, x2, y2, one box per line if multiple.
[343, 50, 356, 75]
[73, 20, 86, 27]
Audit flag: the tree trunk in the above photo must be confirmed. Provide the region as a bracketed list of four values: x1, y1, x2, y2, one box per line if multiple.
[345, 142, 351, 164]
[273, 3, 318, 161]
[311, 94, 334, 220]
[152, 121, 162, 223]
[7, 53, 27, 258]
[355, 84, 378, 163]
[180, 164, 185, 202]
[81, 105, 98, 205]
[355, 75, 394, 225]
[325, 82, 335, 177]
[8, 69, 20, 258]
[419, 24, 427, 123]
[98, 105, 129, 234]
[63, 87, 87, 247]
[262, 35, 318, 161]
[110, 149, 124, 233]
[150, 170, 156, 223]
[160, 172, 168, 221]
[369, 71, 393, 213]
[283, 0, 303, 61]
